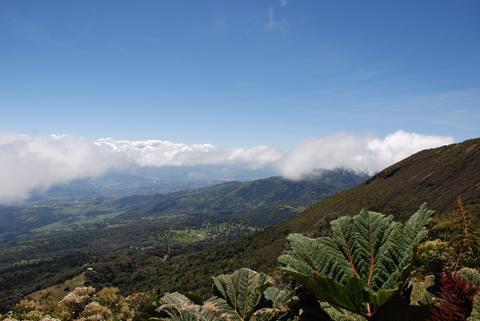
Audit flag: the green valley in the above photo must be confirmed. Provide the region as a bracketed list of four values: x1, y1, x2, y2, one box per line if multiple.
[0, 170, 367, 311]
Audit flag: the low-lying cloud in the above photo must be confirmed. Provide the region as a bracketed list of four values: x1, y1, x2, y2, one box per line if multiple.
[0, 130, 453, 203]
[278, 130, 454, 179]
[95, 138, 284, 168]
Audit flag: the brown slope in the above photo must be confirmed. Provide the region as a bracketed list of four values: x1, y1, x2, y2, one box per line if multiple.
[89, 138, 480, 296]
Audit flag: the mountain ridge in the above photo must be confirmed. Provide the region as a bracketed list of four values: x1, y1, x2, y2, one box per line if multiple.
[0, 169, 368, 241]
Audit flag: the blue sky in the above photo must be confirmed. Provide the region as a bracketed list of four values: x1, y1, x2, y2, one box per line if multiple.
[1, 0, 479, 148]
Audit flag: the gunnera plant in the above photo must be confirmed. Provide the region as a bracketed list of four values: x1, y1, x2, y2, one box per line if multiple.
[278, 204, 433, 319]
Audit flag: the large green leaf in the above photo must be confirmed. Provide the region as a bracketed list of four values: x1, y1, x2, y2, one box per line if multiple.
[408, 276, 435, 306]
[201, 297, 293, 321]
[258, 287, 298, 321]
[320, 302, 367, 321]
[202, 297, 243, 321]
[157, 292, 207, 321]
[278, 205, 433, 316]
[211, 268, 273, 321]
[263, 287, 296, 308]
[158, 269, 292, 321]
[251, 307, 294, 321]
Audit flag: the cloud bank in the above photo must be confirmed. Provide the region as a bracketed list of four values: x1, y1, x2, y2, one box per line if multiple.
[278, 130, 454, 179]
[0, 130, 453, 203]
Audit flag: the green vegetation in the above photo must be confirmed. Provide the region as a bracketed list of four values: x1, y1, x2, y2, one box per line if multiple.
[0, 170, 365, 312]
[150, 206, 435, 321]
[278, 205, 433, 318]
[4, 204, 480, 321]
[156, 268, 293, 321]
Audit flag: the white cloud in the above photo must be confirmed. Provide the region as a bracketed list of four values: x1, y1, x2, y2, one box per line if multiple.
[278, 130, 454, 179]
[95, 138, 285, 168]
[0, 130, 454, 203]
[0, 134, 284, 203]
[0, 134, 130, 203]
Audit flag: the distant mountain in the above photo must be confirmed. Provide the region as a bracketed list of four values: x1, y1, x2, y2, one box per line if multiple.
[110, 169, 369, 226]
[108, 138, 480, 297]
[0, 169, 368, 240]
[27, 165, 277, 200]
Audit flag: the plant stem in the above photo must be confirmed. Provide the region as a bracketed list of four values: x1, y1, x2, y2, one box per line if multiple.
[366, 303, 373, 319]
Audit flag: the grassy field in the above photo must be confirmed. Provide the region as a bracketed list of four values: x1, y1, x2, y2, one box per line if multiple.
[27, 273, 86, 305]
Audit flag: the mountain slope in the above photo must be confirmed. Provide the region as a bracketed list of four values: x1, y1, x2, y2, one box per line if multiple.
[112, 169, 367, 225]
[29, 165, 277, 200]
[284, 137, 480, 234]
[91, 138, 480, 296]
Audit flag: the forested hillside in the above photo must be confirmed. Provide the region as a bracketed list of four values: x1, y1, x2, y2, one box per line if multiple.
[0, 169, 366, 241]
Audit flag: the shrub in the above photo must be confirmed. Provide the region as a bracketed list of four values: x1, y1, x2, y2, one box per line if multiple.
[415, 239, 455, 274]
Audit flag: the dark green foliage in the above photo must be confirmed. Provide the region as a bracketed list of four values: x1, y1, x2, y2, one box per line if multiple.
[278, 206, 432, 318]
[414, 239, 455, 274]
[155, 268, 296, 321]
